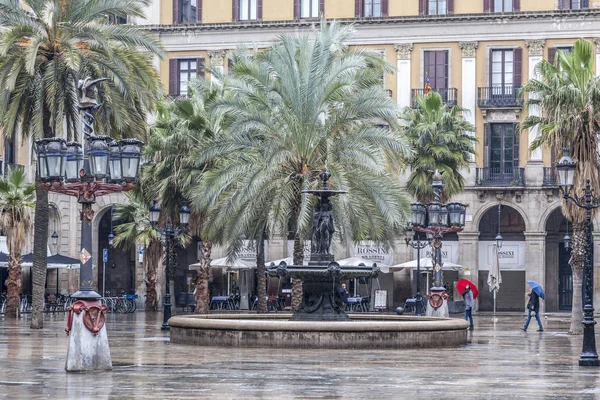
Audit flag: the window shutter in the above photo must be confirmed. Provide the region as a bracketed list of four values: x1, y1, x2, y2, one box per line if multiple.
[197, 0, 202, 22]
[419, 0, 427, 15]
[582, 0, 589, 8]
[169, 59, 179, 96]
[448, 0, 454, 14]
[548, 47, 557, 65]
[513, 0, 520, 11]
[319, 0, 325, 15]
[484, 123, 491, 168]
[197, 58, 205, 79]
[513, 124, 520, 168]
[294, 0, 300, 19]
[488, 48, 493, 86]
[232, 0, 239, 22]
[483, 0, 491, 13]
[355, 0, 362, 17]
[513, 47, 522, 88]
[173, 0, 180, 23]
[382, 0, 388, 16]
[558, 0, 570, 9]
[257, 0, 263, 20]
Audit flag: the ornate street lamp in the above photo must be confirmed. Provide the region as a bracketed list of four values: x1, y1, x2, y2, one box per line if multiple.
[405, 228, 429, 317]
[410, 170, 467, 317]
[51, 231, 59, 247]
[108, 232, 115, 247]
[149, 201, 190, 330]
[556, 147, 600, 367]
[495, 204, 503, 249]
[35, 77, 143, 372]
[564, 221, 571, 250]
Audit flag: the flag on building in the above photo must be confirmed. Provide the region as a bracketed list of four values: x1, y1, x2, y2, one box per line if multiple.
[424, 72, 432, 94]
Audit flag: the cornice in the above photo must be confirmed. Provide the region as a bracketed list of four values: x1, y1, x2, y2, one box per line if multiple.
[142, 9, 600, 34]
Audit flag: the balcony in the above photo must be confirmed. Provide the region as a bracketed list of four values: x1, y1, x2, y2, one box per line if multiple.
[476, 167, 525, 187]
[411, 88, 458, 108]
[542, 167, 557, 186]
[477, 86, 523, 109]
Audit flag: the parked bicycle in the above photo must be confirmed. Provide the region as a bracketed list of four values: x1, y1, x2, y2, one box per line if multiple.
[101, 294, 137, 313]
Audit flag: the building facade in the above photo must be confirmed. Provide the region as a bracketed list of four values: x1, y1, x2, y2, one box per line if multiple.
[5, 0, 600, 312]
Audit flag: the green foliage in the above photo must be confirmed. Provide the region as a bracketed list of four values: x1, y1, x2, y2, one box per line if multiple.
[0, 166, 35, 251]
[401, 91, 475, 203]
[0, 0, 165, 140]
[192, 20, 412, 258]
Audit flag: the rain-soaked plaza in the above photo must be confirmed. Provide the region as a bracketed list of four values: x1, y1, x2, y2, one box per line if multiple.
[1, 312, 600, 399]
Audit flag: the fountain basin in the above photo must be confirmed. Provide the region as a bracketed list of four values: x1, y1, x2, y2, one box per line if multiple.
[169, 314, 469, 349]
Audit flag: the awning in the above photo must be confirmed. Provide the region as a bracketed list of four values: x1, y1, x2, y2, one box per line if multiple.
[190, 257, 256, 271]
[335, 257, 390, 273]
[388, 258, 466, 273]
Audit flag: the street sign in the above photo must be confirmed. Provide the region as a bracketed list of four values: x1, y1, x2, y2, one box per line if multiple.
[138, 247, 144, 263]
[103, 248, 108, 263]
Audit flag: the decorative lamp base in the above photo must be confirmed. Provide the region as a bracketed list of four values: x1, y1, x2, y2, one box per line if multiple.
[65, 300, 112, 371]
[425, 290, 449, 318]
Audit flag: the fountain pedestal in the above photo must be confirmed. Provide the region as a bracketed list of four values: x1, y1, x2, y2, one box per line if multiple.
[292, 276, 348, 321]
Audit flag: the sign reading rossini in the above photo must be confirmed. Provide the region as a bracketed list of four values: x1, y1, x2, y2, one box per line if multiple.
[286, 240, 312, 261]
[351, 241, 394, 266]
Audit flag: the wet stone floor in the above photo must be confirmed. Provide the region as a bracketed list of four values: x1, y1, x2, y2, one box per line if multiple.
[1, 312, 599, 399]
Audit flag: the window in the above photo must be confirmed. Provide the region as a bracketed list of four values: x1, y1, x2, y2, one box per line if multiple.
[356, 0, 388, 18]
[489, 123, 518, 175]
[491, 50, 513, 90]
[428, 0, 447, 15]
[424, 51, 448, 90]
[493, 0, 512, 12]
[559, 0, 589, 9]
[239, 0, 257, 21]
[548, 46, 572, 65]
[108, 15, 127, 24]
[300, 0, 320, 18]
[175, 0, 198, 24]
[169, 58, 205, 96]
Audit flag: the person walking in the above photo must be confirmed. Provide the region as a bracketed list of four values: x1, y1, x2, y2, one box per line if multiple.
[522, 289, 543, 332]
[463, 284, 474, 330]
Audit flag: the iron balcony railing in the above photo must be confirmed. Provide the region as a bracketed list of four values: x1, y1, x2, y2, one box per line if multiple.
[543, 167, 558, 186]
[477, 86, 523, 109]
[411, 88, 458, 108]
[476, 167, 525, 187]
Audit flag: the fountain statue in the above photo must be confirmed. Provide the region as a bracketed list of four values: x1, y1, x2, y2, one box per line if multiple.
[269, 170, 380, 321]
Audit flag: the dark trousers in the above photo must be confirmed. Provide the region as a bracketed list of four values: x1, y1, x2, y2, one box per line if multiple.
[464, 308, 473, 327]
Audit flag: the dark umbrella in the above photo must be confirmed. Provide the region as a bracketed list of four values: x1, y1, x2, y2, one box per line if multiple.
[47, 254, 81, 266]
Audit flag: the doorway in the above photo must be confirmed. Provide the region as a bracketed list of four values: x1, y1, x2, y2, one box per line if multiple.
[558, 244, 572, 310]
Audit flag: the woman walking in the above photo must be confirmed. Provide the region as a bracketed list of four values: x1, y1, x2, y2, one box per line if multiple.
[522, 289, 543, 332]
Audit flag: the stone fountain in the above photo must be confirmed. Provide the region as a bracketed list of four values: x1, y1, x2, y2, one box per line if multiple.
[168, 171, 469, 349]
[269, 170, 380, 321]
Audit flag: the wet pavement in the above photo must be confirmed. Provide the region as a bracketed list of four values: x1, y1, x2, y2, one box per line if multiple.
[0, 312, 599, 399]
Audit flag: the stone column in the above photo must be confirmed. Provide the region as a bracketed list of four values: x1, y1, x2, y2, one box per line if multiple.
[208, 50, 227, 77]
[394, 43, 413, 109]
[458, 232, 480, 310]
[459, 41, 478, 184]
[525, 40, 544, 163]
[525, 232, 546, 312]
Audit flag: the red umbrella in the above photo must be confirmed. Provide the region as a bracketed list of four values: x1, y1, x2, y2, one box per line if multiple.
[456, 279, 479, 299]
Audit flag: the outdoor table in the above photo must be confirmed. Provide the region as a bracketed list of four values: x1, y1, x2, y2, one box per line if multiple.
[346, 297, 366, 312]
[210, 296, 231, 310]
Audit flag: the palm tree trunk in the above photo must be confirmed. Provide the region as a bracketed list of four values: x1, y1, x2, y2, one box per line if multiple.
[291, 237, 304, 312]
[145, 240, 161, 312]
[30, 183, 48, 329]
[569, 222, 585, 335]
[256, 237, 267, 313]
[5, 254, 22, 318]
[194, 241, 212, 314]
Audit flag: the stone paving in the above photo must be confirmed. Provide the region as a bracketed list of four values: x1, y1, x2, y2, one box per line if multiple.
[1, 312, 599, 399]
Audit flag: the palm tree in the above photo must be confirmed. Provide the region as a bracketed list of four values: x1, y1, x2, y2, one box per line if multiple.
[195, 21, 412, 311]
[0, 167, 35, 318]
[0, 0, 164, 328]
[401, 92, 476, 203]
[145, 81, 229, 314]
[112, 191, 162, 312]
[521, 39, 600, 334]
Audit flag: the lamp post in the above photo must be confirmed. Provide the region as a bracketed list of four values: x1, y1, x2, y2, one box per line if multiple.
[34, 78, 143, 372]
[405, 230, 429, 316]
[148, 200, 190, 330]
[555, 148, 600, 367]
[408, 170, 467, 317]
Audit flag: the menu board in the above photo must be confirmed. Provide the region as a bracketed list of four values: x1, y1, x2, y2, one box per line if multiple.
[374, 290, 387, 310]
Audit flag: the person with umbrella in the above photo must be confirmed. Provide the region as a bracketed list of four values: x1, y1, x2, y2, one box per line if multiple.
[522, 280, 544, 332]
[457, 279, 478, 331]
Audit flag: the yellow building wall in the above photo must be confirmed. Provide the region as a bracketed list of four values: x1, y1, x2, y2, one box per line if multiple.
[388, 0, 419, 16]
[325, 0, 355, 19]
[161, 0, 173, 25]
[203, 0, 233, 23]
[453, 0, 483, 14]
[522, 0, 555, 12]
[160, 51, 210, 93]
[263, 0, 294, 21]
